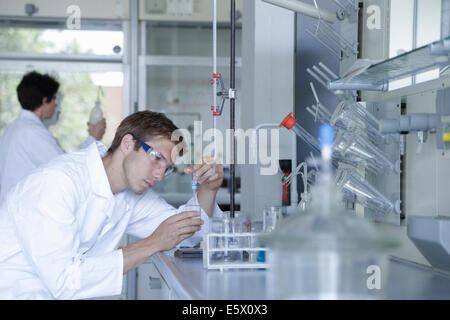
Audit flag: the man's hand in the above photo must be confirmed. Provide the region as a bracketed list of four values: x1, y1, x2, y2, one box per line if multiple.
[88, 118, 106, 141]
[148, 210, 204, 252]
[183, 157, 224, 217]
[122, 211, 204, 274]
[183, 157, 224, 192]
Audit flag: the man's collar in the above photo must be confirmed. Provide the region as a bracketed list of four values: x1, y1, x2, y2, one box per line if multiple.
[19, 109, 43, 124]
[86, 142, 114, 200]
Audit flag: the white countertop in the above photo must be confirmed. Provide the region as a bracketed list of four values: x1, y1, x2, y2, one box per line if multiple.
[151, 250, 268, 300]
[151, 251, 450, 300]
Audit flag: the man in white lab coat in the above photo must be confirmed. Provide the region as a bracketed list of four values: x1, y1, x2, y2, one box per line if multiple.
[0, 110, 223, 299]
[0, 71, 106, 204]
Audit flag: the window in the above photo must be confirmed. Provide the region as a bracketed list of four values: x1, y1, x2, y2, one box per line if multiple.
[415, 0, 442, 83]
[49, 71, 123, 152]
[389, 0, 442, 90]
[0, 27, 123, 56]
[141, 22, 242, 195]
[0, 23, 125, 152]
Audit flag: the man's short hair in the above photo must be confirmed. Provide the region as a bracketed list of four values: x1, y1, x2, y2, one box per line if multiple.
[16, 71, 60, 111]
[108, 111, 183, 155]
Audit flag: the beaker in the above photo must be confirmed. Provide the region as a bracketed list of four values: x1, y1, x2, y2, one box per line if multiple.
[261, 186, 398, 299]
[263, 206, 282, 232]
[182, 204, 201, 215]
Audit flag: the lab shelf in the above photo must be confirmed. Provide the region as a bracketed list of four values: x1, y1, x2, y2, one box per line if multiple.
[329, 36, 450, 91]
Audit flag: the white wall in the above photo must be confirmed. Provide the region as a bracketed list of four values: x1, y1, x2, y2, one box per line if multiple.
[361, 0, 450, 268]
[241, 0, 295, 222]
[139, 0, 243, 22]
[0, 0, 130, 19]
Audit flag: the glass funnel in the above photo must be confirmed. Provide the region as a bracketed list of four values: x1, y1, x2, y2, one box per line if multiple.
[260, 124, 399, 300]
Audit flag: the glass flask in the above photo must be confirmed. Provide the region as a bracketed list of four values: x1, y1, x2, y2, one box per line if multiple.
[335, 169, 400, 215]
[280, 112, 321, 153]
[333, 129, 395, 174]
[330, 101, 384, 144]
[260, 124, 399, 300]
[279, 112, 385, 174]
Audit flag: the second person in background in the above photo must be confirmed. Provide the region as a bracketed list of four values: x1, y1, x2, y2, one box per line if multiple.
[0, 71, 106, 203]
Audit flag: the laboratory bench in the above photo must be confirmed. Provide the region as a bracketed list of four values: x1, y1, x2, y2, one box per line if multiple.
[136, 250, 450, 300]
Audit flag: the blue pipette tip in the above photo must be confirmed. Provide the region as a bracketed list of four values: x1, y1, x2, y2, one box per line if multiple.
[319, 124, 334, 148]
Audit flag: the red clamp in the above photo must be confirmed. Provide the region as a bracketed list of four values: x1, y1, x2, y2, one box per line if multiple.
[280, 112, 297, 130]
[211, 106, 215, 111]
[210, 79, 215, 85]
[213, 73, 220, 79]
[213, 112, 220, 116]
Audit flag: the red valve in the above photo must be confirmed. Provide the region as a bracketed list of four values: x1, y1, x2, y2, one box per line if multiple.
[282, 181, 289, 202]
[280, 112, 297, 130]
[213, 112, 220, 116]
[213, 73, 220, 79]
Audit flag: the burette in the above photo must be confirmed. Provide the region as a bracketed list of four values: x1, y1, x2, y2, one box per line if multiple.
[212, 0, 218, 176]
[192, 0, 218, 203]
[210, 0, 237, 218]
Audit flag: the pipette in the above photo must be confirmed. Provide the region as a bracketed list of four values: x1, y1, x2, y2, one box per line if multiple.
[192, 165, 199, 206]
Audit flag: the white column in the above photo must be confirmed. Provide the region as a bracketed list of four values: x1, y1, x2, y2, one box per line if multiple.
[241, 0, 295, 222]
[442, 0, 450, 38]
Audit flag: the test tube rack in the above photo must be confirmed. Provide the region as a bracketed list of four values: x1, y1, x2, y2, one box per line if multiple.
[203, 233, 269, 270]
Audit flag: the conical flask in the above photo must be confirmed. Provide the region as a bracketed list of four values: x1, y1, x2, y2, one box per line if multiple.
[333, 129, 395, 174]
[330, 101, 384, 144]
[335, 168, 400, 215]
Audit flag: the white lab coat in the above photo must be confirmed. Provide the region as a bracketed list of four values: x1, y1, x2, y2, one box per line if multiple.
[0, 110, 99, 204]
[0, 142, 220, 299]
[0, 110, 64, 204]
[79, 135, 97, 149]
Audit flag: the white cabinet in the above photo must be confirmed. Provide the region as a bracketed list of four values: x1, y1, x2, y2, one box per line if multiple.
[136, 260, 179, 299]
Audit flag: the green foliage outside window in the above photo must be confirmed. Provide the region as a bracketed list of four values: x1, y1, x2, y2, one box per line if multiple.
[0, 28, 117, 152]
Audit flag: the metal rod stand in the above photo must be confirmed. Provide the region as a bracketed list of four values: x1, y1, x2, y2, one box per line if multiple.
[230, 0, 236, 219]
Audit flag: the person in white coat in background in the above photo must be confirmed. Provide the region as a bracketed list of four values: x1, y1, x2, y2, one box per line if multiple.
[0, 71, 106, 203]
[79, 119, 107, 149]
[0, 110, 224, 299]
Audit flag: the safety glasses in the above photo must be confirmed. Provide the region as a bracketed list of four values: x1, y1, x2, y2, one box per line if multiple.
[134, 137, 175, 177]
